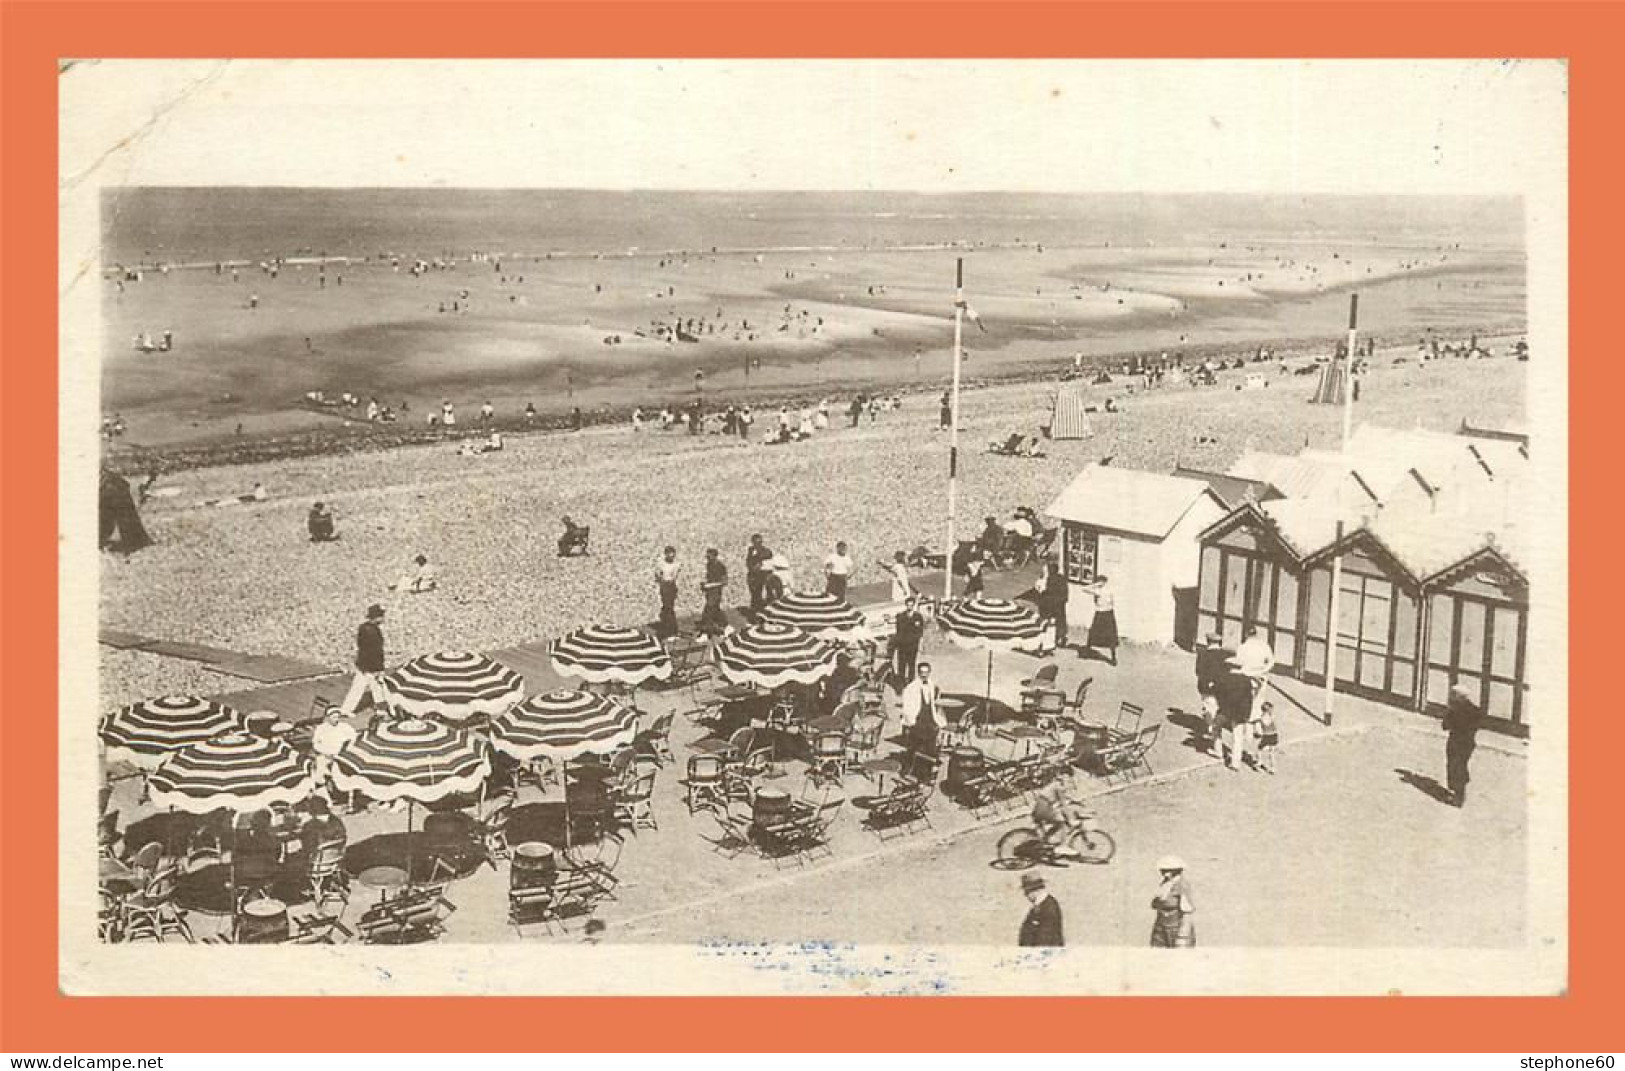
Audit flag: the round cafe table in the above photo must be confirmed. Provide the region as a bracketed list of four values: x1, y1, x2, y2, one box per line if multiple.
[1001, 725, 1049, 755]
[716, 685, 757, 703]
[358, 864, 408, 904]
[237, 897, 289, 944]
[860, 756, 903, 794]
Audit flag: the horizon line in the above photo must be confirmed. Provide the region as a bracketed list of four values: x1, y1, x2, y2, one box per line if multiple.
[101, 185, 1522, 200]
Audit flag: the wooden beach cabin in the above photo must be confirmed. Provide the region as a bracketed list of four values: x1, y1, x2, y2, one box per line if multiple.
[1045, 467, 1227, 647]
[1194, 502, 1309, 670]
[1193, 423, 1533, 733]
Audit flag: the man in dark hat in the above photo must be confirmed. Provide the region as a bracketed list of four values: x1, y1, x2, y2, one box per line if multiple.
[339, 604, 387, 715]
[1018, 873, 1064, 947]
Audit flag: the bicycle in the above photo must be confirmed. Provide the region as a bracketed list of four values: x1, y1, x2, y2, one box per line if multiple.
[995, 814, 1117, 868]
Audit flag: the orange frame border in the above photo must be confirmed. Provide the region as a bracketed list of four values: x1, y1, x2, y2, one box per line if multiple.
[2, 0, 1617, 1052]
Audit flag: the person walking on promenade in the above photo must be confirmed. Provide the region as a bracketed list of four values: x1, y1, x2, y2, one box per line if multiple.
[1443, 683, 1484, 807]
[698, 548, 729, 637]
[339, 604, 387, 715]
[1083, 573, 1119, 665]
[654, 546, 682, 640]
[1150, 856, 1196, 947]
[1018, 873, 1064, 947]
[745, 534, 774, 615]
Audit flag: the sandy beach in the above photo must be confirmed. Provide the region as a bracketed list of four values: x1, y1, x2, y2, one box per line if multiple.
[99, 348, 1526, 708]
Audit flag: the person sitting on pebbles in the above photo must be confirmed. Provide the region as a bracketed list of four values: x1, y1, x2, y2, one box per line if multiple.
[390, 553, 438, 594]
[307, 502, 338, 543]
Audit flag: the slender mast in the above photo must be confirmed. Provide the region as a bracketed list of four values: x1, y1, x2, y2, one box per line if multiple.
[1323, 292, 1359, 725]
[945, 257, 965, 602]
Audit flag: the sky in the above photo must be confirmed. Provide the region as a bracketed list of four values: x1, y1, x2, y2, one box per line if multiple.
[60, 59, 1565, 195]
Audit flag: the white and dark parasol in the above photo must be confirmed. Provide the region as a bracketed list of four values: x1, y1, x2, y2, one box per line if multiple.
[714, 620, 839, 689]
[100, 695, 244, 769]
[330, 717, 490, 803]
[549, 624, 673, 687]
[377, 650, 525, 723]
[758, 591, 870, 643]
[488, 689, 640, 763]
[147, 731, 316, 814]
[937, 596, 1047, 720]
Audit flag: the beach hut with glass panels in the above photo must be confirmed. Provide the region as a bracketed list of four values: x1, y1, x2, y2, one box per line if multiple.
[1194, 425, 1532, 733]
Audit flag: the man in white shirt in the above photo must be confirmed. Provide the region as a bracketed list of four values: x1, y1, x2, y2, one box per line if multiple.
[311, 705, 358, 804]
[654, 546, 682, 639]
[823, 540, 854, 599]
[899, 662, 941, 771]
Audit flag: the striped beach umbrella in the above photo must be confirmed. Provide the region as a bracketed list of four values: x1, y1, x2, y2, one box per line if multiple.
[758, 591, 870, 642]
[715, 620, 838, 689]
[937, 597, 1047, 720]
[378, 650, 525, 723]
[148, 731, 315, 814]
[100, 695, 243, 769]
[549, 624, 673, 687]
[331, 717, 490, 803]
[489, 689, 639, 763]
[937, 597, 1046, 651]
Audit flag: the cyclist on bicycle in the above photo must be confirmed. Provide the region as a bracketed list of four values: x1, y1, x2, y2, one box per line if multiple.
[1030, 779, 1098, 860]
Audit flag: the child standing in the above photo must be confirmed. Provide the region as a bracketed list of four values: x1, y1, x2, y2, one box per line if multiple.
[1255, 701, 1279, 774]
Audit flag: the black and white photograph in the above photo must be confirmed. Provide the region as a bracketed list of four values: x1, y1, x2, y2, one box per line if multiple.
[60, 59, 1568, 996]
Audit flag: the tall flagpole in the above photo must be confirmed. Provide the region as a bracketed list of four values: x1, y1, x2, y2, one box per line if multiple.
[1322, 293, 1359, 726]
[944, 257, 965, 603]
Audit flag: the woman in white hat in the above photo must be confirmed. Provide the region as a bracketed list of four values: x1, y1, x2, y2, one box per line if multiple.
[1150, 856, 1196, 947]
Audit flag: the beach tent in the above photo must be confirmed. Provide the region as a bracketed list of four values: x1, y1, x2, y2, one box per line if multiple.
[1309, 358, 1349, 405]
[1047, 385, 1094, 440]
